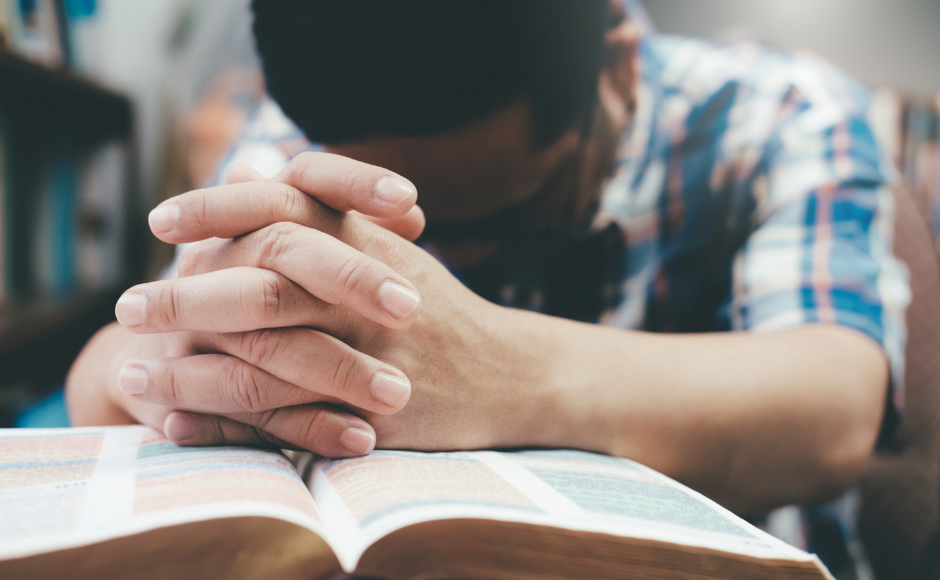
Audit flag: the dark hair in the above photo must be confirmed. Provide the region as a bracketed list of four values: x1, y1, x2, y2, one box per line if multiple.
[251, 0, 610, 148]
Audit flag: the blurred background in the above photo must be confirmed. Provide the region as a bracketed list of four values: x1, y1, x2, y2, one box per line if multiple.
[645, 0, 940, 92]
[0, 0, 938, 427]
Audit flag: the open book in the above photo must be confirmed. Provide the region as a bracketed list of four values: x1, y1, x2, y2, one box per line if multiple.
[0, 426, 833, 580]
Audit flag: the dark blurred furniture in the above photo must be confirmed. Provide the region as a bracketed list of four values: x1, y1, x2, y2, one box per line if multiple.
[858, 184, 940, 580]
[0, 50, 139, 426]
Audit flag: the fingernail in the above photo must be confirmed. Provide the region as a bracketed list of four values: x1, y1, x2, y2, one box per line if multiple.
[378, 281, 420, 319]
[341, 427, 376, 455]
[164, 413, 196, 443]
[371, 371, 411, 409]
[375, 176, 415, 204]
[115, 293, 147, 327]
[118, 365, 148, 395]
[149, 203, 180, 235]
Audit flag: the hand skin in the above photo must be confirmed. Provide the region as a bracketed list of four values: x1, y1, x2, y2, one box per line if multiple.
[67, 155, 889, 515]
[67, 158, 431, 458]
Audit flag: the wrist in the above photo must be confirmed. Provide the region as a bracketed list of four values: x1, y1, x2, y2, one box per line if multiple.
[480, 307, 589, 452]
[492, 311, 636, 457]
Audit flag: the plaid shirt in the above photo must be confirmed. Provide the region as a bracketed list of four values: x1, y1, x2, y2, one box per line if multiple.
[199, 2, 910, 577]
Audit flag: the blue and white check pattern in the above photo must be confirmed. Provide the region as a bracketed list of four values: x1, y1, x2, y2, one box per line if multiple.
[599, 6, 908, 400]
[202, 2, 909, 577]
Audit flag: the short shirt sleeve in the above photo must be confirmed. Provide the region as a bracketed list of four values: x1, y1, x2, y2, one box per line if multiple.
[728, 55, 910, 411]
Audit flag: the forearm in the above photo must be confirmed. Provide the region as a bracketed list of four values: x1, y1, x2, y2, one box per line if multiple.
[66, 322, 138, 426]
[501, 311, 889, 514]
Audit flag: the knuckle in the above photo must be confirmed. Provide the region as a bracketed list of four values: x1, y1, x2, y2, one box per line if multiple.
[259, 272, 285, 321]
[227, 363, 268, 414]
[177, 240, 219, 277]
[249, 409, 278, 432]
[155, 283, 185, 328]
[262, 183, 302, 222]
[336, 165, 365, 197]
[248, 409, 278, 431]
[297, 410, 331, 450]
[284, 151, 320, 179]
[358, 226, 408, 266]
[252, 426, 284, 448]
[245, 410, 288, 447]
[216, 415, 266, 448]
[176, 246, 200, 277]
[204, 416, 227, 445]
[296, 151, 370, 200]
[165, 364, 184, 405]
[283, 153, 327, 192]
[193, 191, 212, 231]
[238, 329, 282, 368]
[242, 272, 284, 326]
[328, 349, 360, 396]
[336, 254, 380, 297]
[256, 222, 300, 269]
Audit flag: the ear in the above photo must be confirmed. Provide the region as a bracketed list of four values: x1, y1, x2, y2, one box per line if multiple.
[598, 0, 642, 129]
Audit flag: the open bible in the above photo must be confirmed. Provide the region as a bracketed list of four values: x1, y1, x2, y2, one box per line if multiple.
[0, 426, 833, 580]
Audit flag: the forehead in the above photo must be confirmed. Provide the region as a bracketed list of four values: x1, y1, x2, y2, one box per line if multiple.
[325, 101, 580, 220]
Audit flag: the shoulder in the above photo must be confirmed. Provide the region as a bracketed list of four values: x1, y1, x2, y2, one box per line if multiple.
[648, 35, 870, 116]
[205, 97, 319, 187]
[639, 35, 887, 192]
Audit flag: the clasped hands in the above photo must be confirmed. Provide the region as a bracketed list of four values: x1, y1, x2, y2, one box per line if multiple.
[110, 153, 532, 457]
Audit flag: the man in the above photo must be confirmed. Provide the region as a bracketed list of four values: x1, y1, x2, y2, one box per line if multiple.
[67, 0, 908, 575]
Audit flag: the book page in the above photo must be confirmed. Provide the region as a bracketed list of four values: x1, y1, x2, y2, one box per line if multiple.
[499, 450, 803, 557]
[0, 426, 324, 560]
[309, 449, 815, 570]
[309, 450, 545, 569]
